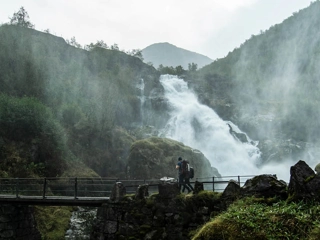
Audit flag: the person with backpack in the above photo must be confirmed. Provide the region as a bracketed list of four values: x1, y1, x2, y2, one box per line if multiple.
[181, 159, 194, 193]
[176, 157, 185, 192]
[176, 157, 192, 193]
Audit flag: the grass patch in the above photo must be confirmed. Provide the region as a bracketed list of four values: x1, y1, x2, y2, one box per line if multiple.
[33, 206, 73, 240]
[192, 197, 320, 240]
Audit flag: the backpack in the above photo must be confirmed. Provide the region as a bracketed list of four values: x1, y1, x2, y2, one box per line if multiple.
[181, 160, 189, 176]
[189, 167, 194, 179]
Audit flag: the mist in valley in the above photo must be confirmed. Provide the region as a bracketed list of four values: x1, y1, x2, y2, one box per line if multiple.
[194, 1, 320, 181]
[2, 2, 320, 182]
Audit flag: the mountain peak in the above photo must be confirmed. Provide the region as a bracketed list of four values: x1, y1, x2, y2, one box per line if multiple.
[142, 42, 213, 69]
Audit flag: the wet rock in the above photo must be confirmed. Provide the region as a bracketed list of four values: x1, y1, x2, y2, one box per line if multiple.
[110, 182, 126, 202]
[135, 184, 149, 200]
[222, 180, 241, 199]
[288, 160, 320, 201]
[158, 182, 179, 199]
[242, 174, 287, 199]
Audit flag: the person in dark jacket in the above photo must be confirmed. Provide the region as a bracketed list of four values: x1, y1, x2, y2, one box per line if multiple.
[176, 157, 192, 193]
[182, 159, 194, 193]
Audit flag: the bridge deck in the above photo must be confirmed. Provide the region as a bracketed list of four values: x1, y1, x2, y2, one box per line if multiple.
[0, 195, 109, 206]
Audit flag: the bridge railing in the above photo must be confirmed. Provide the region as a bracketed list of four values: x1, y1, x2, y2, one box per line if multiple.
[194, 175, 258, 192]
[0, 177, 164, 199]
[0, 178, 116, 198]
[0, 175, 264, 198]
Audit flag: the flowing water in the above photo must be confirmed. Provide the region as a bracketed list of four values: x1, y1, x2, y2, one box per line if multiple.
[136, 78, 145, 126]
[159, 74, 262, 176]
[65, 207, 97, 240]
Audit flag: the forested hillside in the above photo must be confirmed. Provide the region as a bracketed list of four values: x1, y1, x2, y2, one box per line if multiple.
[0, 24, 160, 178]
[190, 1, 320, 147]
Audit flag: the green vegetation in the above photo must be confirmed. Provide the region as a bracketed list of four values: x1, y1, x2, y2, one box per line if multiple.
[34, 206, 73, 240]
[157, 62, 197, 76]
[9, 7, 34, 28]
[192, 197, 320, 240]
[0, 21, 159, 177]
[0, 94, 67, 177]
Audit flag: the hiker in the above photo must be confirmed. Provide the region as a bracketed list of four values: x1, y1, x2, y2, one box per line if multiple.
[176, 157, 191, 193]
[176, 157, 186, 192]
[182, 159, 194, 193]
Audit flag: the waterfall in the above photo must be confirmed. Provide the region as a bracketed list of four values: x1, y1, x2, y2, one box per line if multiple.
[136, 78, 145, 125]
[159, 74, 262, 176]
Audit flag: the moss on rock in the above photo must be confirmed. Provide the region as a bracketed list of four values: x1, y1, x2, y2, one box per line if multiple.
[127, 137, 220, 180]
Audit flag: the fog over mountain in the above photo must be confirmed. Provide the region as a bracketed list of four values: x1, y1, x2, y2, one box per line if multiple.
[187, 1, 320, 181]
[142, 42, 213, 69]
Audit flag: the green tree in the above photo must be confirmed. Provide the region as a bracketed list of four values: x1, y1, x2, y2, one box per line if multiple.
[158, 64, 164, 72]
[67, 36, 82, 48]
[110, 43, 119, 50]
[175, 65, 185, 76]
[85, 40, 108, 51]
[127, 49, 144, 60]
[188, 62, 198, 72]
[9, 7, 34, 28]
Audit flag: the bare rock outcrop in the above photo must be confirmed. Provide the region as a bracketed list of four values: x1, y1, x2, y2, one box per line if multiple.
[241, 174, 287, 199]
[288, 160, 320, 201]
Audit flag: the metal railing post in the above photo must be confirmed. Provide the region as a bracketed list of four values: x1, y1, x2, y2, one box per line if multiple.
[238, 176, 240, 186]
[43, 178, 47, 199]
[74, 177, 78, 199]
[16, 178, 19, 198]
[212, 177, 215, 192]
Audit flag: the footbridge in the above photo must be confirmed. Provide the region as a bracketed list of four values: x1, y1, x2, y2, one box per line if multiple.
[0, 175, 257, 206]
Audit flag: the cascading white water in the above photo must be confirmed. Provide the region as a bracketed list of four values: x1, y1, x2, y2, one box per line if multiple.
[136, 78, 145, 125]
[159, 74, 262, 176]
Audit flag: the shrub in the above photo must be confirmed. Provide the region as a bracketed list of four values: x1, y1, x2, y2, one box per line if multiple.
[0, 94, 67, 176]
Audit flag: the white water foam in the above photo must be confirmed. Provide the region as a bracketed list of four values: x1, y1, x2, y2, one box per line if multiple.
[159, 74, 263, 177]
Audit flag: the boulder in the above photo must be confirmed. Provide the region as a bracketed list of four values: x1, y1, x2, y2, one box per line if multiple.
[158, 182, 180, 199]
[220, 180, 241, 209]
[288, 160, 320, 201]
[126, 137, 220, 180]
[242, 174, 287, 199]
[221, 180, 241, 199]
[135, 184, 149, 200]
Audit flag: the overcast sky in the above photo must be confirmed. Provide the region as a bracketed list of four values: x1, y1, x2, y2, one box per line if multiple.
[0, 0, 313, 59]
